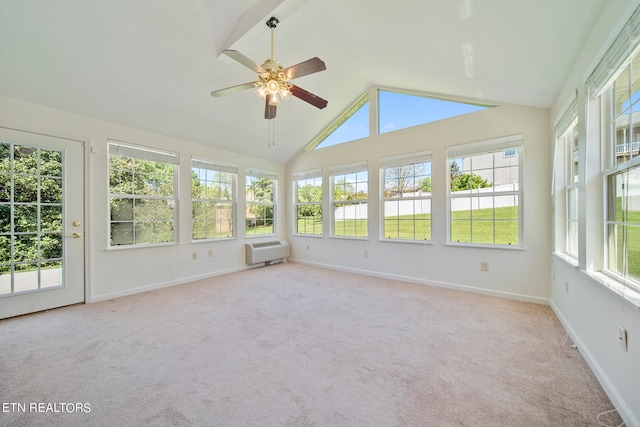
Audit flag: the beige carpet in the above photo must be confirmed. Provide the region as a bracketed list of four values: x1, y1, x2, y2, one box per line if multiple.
[0, 263, 622, 426]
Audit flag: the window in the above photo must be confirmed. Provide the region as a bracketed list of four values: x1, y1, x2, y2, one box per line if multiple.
[603, 50, 640, 289]
[245, 168, 277, 236]
[553, 95, 579, 258]
[293, 170, 322, 235]
[378, 90, 491, 134]
[447, 135, 523, 246]
[191, 159, 236, 240]
[304, 92, 369, 151]
[381, 152, 432, 241]
[331, 163, 368, 238]
[108, 141, 178, 247]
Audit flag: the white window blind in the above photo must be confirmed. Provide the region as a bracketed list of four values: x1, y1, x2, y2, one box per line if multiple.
[292, 169, 322, 180]
[329, 162, 368, 176]
[192, 159, 238, 174]
[447, 134, 523, 158]
[379, 151, 432, 169]
[108, 140, 179, 165]
[246, 167, 278, 180]
[586, 5, 640, 97]
[555, 95, 578, 137]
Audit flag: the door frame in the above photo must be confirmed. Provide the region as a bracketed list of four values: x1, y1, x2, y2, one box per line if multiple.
[0, 124, 91, 318]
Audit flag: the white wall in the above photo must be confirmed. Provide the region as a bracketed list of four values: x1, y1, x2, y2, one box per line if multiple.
[0, 94, 286, 302]
[550, 1, 640, 425]
[286, 102, 551, 304]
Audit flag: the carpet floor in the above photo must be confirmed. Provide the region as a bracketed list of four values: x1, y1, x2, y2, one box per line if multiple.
[0, 263, 622, 426]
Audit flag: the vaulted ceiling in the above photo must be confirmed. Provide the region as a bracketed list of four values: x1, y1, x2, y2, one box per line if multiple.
[0, 0, 607, 162]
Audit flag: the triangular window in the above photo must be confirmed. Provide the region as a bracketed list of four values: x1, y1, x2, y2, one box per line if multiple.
[304, 92, 369, 151]
[378, 90, 491, 134]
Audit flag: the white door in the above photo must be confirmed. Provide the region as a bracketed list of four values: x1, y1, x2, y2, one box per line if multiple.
[0, 127, 85, 319]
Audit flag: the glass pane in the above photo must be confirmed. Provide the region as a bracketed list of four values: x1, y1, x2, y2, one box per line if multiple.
[628, 224, 640, 282]
[0, 173, 10, 202]
[13, 146, 37, 175]
[14, 204, 37, 232]
[13, 264, 38, 292]
[14, 234, 38, 262]
[156, 200, 174, 221]
[41, 233, 62, 259]
[451, 219, 470, 243]
[41, 205, 63, 232]
[608, 224, 625, 276]
[495, 220, 519, 245]
[40, 260, 63, 288]
[0, 204, 10, 233]
[40, 177, 62, 203]
[156, 222, 174, 243]
[0, 235, 11, 263]
[13, 175, 38, 203]
[111, 222, 134, 246]
[40, 150, 62, 176]
[0, 143, 10, 173]
[111, 198, 133, 221]
[135, 222, 155, 244]
[471, 219, 494, 244]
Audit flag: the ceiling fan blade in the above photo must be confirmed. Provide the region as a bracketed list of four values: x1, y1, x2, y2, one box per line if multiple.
[284, 57, 326, 80]
[210, 82, 257, 97]
[290, 85, 328, 109]
[222, 49, 266, 74]
[265, 95, 277, 119]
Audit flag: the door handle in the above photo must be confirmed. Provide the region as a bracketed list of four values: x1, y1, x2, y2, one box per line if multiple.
[68, 232, 82, 238]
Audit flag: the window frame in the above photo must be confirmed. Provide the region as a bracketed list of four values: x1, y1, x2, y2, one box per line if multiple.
[293, 169, 323, 236]
[191, 158, 237, 242]
[446, 135, 524, 248]
[330, 162, 369, 239]
[380, 151, 432, 243]
[602, 57, 640, 292]
[107, 141, 179, 248]
[245, 168, 277, 237]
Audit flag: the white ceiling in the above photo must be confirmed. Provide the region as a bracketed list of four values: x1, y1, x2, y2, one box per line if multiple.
[0, 0, 607, 162]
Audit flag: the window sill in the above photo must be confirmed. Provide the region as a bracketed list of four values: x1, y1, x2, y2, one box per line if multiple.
[191, 237, 237, 244]
[585, 271, 640, 310]
[444, 242, 525, 250]
[245, 234, 277, 239]
[553, 251, 579, 268]
[292, 234, 323, 238]
[379, 238, 434, 245]
[106, 242, 179, 251]
[330, 236, 369, 241]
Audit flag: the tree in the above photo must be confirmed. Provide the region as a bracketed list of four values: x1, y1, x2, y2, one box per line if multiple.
[450, 173, 492, 191]
[246, 177, 274, 227]
[297, 184, 322, 217]
[384, 164, 428, 197]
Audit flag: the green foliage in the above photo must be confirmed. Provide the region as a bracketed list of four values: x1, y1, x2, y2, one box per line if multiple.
[334, 179, 366, 200]
[0, 143, 64, 276]
[246, 177, 274, 230]
[109, 155, 176, 245]
[450, 173, 492, 192]
[421, 177, 432, 192]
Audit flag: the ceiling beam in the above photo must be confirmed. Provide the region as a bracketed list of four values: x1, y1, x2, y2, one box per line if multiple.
[220, 0, 311, 56]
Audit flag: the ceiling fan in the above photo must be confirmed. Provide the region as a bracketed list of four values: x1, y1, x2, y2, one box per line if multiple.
[210, 16, 327, 120]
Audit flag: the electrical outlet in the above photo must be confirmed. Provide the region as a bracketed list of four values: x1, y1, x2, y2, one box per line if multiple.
[364, 250, 369, 257]
[306, 245, 310, 250]
[565, 281, 569, 294]
[619, 326, 628, 351]
[208, 250, 213, 257]
[192, 252, 197, 260]
[481, 262, 489, 271]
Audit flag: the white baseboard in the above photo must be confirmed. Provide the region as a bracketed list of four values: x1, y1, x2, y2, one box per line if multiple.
[290, 258, 550, 305]
[88, 266, 246, 303]
[550, 301, 639, 427]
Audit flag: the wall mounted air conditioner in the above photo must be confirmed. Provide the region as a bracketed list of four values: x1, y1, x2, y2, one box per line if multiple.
[245, 240, 290, 265]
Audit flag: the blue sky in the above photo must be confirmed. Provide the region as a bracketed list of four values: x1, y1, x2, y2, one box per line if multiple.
[315, 91, 489, 149]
